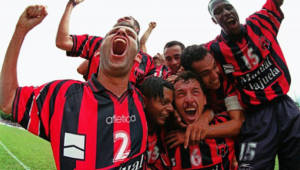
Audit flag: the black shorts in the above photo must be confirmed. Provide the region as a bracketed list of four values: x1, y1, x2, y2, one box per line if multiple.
[237, 95, 300, 170]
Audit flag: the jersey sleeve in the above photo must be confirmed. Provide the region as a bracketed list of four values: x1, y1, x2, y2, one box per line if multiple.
[66, 34, 103, 60]
[249, 0, 284, 37]
[12, 80, 69, 141]
[212, 112, 231, 124]
[133, 51, 156, 85]
[221, 72, 243, 111]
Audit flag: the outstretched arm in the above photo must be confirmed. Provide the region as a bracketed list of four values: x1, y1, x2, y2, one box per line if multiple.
[56, 0, 84, 51]
[0, 5, 47, 114]
[140, 22, 156, 53]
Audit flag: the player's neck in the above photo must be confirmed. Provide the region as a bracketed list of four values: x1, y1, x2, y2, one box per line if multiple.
[97, 70, 130, 98]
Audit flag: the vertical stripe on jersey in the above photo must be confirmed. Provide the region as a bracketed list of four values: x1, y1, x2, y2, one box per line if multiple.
[91, 39, 102, 57]
[128, 90, 145, 157]
[180, 145, 191, 169]
[19, 93, 34, 129]
[12, 87, 21, 122]
[36, 82, 53, 140]
[49, 80, 68, 140]
[244, 21, 268, 104]
[270, 50, 291, 84]
[111, 92, 131, 165]
[199, 141, 213, 166]
[77, 37, 88, 57]
[225, 40, 249, 72]
[271, 82, 283, 97]
[76, 85, 98, 169]
[88, 36, 97, 57]
[60, 83, 84, 170]
[70, 35, 77, 56]
[95, 91, 114, 168]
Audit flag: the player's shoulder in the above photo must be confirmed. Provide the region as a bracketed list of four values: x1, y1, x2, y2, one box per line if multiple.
[138, 50, 153, 59]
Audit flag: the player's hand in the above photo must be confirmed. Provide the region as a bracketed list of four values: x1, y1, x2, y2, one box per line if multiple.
[165, 130, 185, 149]
[173, 109, 187, 128]
[184, 114, 209, 148]
[166, 74, 177, 84]
[149, 22, 156, 29]
[176, 66, 184, 74]
[17, 5, 48, 33]
[70, 0, 85, 6]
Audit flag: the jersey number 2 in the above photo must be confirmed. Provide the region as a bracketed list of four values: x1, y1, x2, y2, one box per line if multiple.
[114, 131, 130, 162]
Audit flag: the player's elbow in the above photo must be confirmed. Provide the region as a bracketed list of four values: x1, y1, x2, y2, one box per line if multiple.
[56, 36, 72, 51]
[0, 101, 12, 115]
[56, 38, 66, 50]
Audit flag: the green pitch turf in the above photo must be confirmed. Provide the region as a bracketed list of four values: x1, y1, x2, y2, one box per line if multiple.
[0, 124, 56, 170]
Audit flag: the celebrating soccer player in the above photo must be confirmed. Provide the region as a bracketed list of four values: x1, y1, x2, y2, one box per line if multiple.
[206, 0, 300, 169]
[0, 5, 148, 170]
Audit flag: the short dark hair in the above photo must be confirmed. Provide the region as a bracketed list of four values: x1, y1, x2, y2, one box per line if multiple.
[164, 41, 185, 51]
[132, 17, 140, 35]
[174, 71, 207, 94]
[208, 0, 230, 15]
[181, 44, 209, 72]
[140, 77, 174, 100]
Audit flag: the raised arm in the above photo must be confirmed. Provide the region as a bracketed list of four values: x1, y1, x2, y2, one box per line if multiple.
[140, 22, 156, 53]
[0, 5, 47, 114]
[55, 0, 84, 51]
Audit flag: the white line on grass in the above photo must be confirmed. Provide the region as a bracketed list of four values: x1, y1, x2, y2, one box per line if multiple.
[0, 140, 30, 170]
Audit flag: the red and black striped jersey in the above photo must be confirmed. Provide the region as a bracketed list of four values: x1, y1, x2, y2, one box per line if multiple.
[207, 75, 242, 114]
[67, 34, 156, 84]
[154, 65, 170, 80]
[207, 0, 290, 108]
[12, 75, 148, 170]
[147, 131, 168, 170]
[163, 114, 235, 170]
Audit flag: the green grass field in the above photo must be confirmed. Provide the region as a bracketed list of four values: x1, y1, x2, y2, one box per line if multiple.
[0, 124, 56, 170]
[0, 123, 279, 170]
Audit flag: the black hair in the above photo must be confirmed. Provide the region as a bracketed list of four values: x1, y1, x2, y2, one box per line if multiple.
[173, 71, 207, 94]
[132, 18, 140, 35]
[140, 77, 174, 100]
[164, 41, 185, 51]
[181, 44, 209, 72]
[208, 0, 230, 15]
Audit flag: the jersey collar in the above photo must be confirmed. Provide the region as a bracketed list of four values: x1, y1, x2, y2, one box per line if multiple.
[87, 74, 134, 94]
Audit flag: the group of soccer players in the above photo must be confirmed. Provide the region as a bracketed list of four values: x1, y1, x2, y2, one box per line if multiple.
[1, 0, 300, 169]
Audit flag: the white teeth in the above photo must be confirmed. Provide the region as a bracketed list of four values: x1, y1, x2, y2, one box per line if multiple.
[114, 38, 126, 44]
[185, 108, 196, 111]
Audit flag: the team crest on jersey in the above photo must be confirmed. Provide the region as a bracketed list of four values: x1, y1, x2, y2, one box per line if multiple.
[259, 36, 271, 50]
[222, 64, 235, 74]
[63, 132, 86, 160]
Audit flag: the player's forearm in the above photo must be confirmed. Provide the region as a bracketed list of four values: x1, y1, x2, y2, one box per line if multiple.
[206, 119, 243, 138]
[206, 110, 244, 138]
[0, 28, 25, 113]
[140, 28, 153, 45]
[56, 1, 74, 51]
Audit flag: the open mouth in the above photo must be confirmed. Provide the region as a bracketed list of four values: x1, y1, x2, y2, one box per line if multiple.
[112, 37, 127, 56]
[225, 17, 237, 26]
[184, 108, 196, 116]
